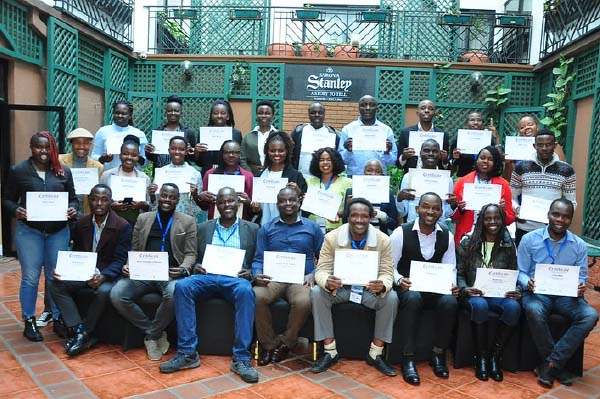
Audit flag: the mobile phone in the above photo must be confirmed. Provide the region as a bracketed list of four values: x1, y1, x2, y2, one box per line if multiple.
[123, 197, 133, 204]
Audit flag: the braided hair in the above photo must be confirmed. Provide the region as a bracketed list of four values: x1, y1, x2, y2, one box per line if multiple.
[30, 131, 64, 176]
[113, 100, 135, 126]
[461, 203, 507, 267]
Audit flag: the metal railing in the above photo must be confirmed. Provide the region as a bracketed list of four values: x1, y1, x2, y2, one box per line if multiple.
[146, 5, 531, 63]
[540, 0, 600, 59]
[54, 0, 134, 48]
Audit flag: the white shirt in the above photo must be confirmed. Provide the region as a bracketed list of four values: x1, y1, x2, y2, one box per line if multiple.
[298, 124, 333, 177]
[253, 125, 278, 165]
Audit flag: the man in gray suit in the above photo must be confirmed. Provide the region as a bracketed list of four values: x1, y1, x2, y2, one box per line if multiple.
[159, 187, 260, 383]
[110, 183, 197, 361]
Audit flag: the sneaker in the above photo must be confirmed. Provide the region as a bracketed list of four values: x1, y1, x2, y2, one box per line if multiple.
[36, 311, 53, 327]
[144, 337, 163, 361]
[555, 368, 578, 386]
[158, 331, 170, 355]
[230, 360, 259, 383]
[534, 361, 555, 388]
[159, 352, 200, 374]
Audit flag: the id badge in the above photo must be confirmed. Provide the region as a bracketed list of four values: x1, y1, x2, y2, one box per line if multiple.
[350, 285, 363, 304]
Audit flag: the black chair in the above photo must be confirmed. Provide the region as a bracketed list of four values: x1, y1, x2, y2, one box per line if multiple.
[519, 313, 584, 376]
[331, 302, 375, 359]
[195, 298, 236, 355]
[387, 308, 436, 363]
[452, 308, 519, 371]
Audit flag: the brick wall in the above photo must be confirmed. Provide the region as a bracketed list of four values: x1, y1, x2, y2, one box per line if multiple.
[282, 100, 359, 133]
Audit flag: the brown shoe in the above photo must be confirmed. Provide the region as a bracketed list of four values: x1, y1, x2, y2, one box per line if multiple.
[257, 348, 274, 366]
[272, 343, 290, 363]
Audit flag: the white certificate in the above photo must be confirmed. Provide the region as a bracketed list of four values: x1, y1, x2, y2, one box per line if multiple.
[352, 175, 390, 204]
[456, 129, 492, 155]
[263, 251, 306, 284]
[409, 261, 456, 295]
[301, 185, 343, 221]
[352, 126, 387, 152]
[519, 195, 554, 223]
[252, 177, 288, 203]
[207, 174, 245, 194]
[55, 251, 97, 281]
[154, 167, 194, 194]
[26, 192, 68, 221]
[199, 127, 233, 151]
[535, 263, 580, 297]
[333, 249, 379, 286]
[110, 175, 147, 201]
[504, 136, 535, 160]
[463, 183, 502, 211]
[71, 168, 99, 195]
[408, 131, 444, 152]
[408, 168, 451, 199]
[151, 130, 179, 154]
[105, 133, 128, 155]
[473, 268, 518, 298]
[201, 244, 246, 277]
[128, 251, 169, 281]
[300, 131, 336, 153]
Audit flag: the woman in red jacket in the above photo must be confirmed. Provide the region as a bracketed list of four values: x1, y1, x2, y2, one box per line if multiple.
[452, 145, 515, 245]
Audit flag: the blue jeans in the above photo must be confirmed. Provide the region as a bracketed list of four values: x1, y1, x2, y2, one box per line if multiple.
[14, 222, 69, 319]
[467, 296, 521, 326]
[522, 292, 598, 368]
[174, 274, 255, 362]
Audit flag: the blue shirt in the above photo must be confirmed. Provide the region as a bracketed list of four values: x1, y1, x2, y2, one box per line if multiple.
[211, 218, 241, 249]
[397, 170, 455, 223]
[338, 118, 397, 176]
[252, 216, 324, 276]
[91, 123, 148, 171]
[517, 227, 588, 289]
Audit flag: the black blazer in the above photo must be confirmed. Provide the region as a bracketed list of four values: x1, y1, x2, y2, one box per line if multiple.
[291, 124, 339, 170]
[396, 124, 448, 172]
[197, 219, 260, 270]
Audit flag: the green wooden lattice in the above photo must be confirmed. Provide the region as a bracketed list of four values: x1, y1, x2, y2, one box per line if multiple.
[583, 87, 600, 240]
[0, 0, 43, 65]
[78, 38, 104, 87]
[573, 48, 598, 99]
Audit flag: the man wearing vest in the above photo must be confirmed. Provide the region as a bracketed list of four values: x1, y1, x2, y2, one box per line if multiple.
[390, 192, 458, 385]
[291, 102, 339, 177]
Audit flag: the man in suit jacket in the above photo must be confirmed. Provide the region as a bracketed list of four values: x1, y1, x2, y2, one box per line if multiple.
[110, 183, 197, 361]
[396, 99, 449, 172]
[159, 187, 260, 384]
[310, 198, 398, 376]
[50, 184, 131, 356]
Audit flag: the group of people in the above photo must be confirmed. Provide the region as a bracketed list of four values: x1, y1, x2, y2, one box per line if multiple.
[2, 94, 596, 389]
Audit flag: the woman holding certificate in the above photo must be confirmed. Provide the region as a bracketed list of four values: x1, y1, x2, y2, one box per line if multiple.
[457, 204, 520, 382]
[3, 131, 78, 341]
[241, 100, 278, 176]
[452, 145, 515, 245]
[251, 132, 306, 225]
[100, 136, 151, 224]
[305, 148, 352, 232]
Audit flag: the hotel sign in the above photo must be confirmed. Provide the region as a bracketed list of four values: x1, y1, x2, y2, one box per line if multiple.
[284, 65, 375, 102]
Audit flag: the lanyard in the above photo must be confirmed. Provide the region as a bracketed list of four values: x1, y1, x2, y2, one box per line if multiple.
[216, 223, 238, 244]
[320, 176, 334, 190]
[156, 213, 174, 252]
[544, 237, 568, 264]
[475, 174, 491, 185]
[224, 167, 240, 175]
[351, 238, 366, 250]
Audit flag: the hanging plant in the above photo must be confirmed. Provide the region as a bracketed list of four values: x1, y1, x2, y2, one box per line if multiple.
[540, 54, 575, 148]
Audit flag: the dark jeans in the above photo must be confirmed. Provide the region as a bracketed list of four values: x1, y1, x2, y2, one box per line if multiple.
[49, 279, 114, 332]
[465, 296, 521, 326]
[522, 292, 598, 368]
[396, 290, 457, 354]
[174, 274, 255, 362]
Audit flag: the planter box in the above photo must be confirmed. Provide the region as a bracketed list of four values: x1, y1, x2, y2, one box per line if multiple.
[360, 10, 390, 23]
[300, 43, 328, 58]
[441, 14, 472, 25]
[294, 9, 322, 20]
[170, 8, 197, 19]
[267, 43, 296, 57]
[497, 15, 527, 26]
[230, 9, 262, 20]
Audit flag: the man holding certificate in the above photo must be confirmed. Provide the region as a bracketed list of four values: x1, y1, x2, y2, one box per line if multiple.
[311, 198, 397, 377]
[50, 184, 131, 356]
[338, 95, 397, 176]
[391, 193, 458, 385]
[160, 187, 260, 383]
[252, 188, 324, 366]
[110, 183, 197, 361]
[518, 198, 598, 388]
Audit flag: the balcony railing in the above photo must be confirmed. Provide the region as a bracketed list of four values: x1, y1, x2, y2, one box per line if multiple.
[540, 0, 600, 59]
[54, 0, 134, 48]
[146, 5, 531, 64]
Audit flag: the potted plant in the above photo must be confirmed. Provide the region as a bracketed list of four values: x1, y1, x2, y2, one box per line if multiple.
[360, 9, 390, 23]
[294, 8, 321, 20]
[171, 8, 198, 19]
[267, 43, 296, 56]
[301, 42, 328, 57]
[333, 44, 359, 58]
[461, 50, 489, 63]
[359, 46, 377, 58]
[230, 9, 261, 20]
[441, 9, 471, 25]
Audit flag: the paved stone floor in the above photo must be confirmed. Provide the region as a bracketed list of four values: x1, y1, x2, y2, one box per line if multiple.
[1, 255, 600, 399]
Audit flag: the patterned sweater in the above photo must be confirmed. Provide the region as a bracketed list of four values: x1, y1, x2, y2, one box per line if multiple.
[510, 153, 576, 232]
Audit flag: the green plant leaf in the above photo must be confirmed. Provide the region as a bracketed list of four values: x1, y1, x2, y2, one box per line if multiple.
[497, 98, 509, 105]
[484, 97, 497, 103]
[539, 117, 554, 125]
[497, 88, 512, 95]
[546, 93, 560, 99]
[486, 89, 497, 95]
[552, 67, 562, 75]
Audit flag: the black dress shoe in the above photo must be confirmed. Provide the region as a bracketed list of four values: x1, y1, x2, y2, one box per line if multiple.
[430, 352, 449, 378]
[310, 352, 339, 373]
[534, 361, 555, 388]
[400, 356, 420, 385]
[66, 331, 98, 357]
[271, 343, 290, 363]
[555, 368, 577, 386]
[53, 318, 68, 338]
[257, 348, 274, 366]
[475, 353, 489, 381]
[23, 317, 43, 342]
[366, 355, 397, 376]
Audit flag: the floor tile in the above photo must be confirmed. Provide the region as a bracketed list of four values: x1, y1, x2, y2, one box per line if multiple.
[249, 374, 334, 399]
[143, 363, 221, 387]
[36, 370, 74, 385]
[82, 368, 164, 399]
[320, 376, 360, 391]
[30, 361, 65, 375]
[345, 386, 386, 399]
[170, 382, 212, 399]
[548, 388, 590, 399]
[501, 370, 549, 395]
[205, 387, 263, 399]
[456, 380, 542, 399]
[0, 368, 38, 395]
[127, 391, 179, 399]
[202, 375, 243, 393]
[0, 388, 48, 399]
[63, 350, 137, 378]
[0, 350, 21, 369]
